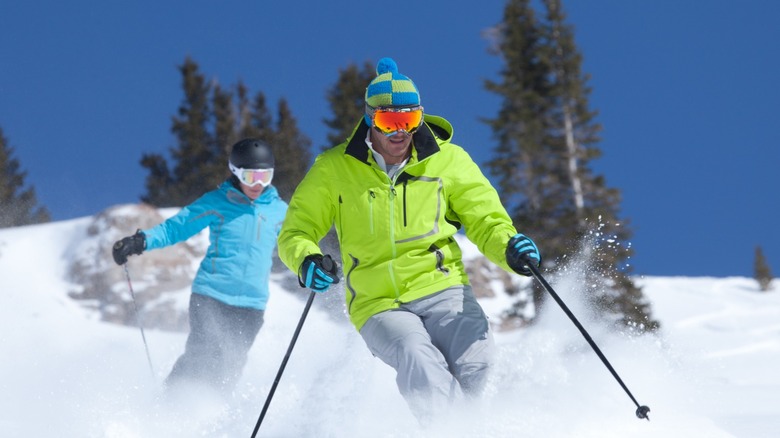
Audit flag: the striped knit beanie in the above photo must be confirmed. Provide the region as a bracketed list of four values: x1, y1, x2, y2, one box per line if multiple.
[364, 57, 420, 125]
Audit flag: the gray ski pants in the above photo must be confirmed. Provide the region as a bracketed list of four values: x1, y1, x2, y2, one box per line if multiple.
[165, 293, 264, 393]
[359, 285, 493, 421]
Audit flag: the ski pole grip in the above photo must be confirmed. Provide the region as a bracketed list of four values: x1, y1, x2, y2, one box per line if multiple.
[519, 255, 534, 276]
[322, 255, 340, 284]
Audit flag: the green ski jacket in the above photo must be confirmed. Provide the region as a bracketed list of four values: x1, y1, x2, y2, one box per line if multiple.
[278, 115, 518, 330]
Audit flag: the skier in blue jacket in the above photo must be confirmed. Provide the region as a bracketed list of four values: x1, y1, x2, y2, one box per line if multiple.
[112, 138, 288, 393]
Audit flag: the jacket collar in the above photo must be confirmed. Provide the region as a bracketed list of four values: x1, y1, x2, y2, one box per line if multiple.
[222, 180, 279, 205]
[344, 119, 442, 165]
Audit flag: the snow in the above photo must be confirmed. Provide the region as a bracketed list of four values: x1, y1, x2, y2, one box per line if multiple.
[0, 217, 778, 437]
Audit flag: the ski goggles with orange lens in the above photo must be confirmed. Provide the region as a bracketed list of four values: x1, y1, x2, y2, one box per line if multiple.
[229, 163, 274, 187]
[371, 106, 424, 136]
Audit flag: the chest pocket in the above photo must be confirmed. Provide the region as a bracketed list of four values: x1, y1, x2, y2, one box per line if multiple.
[395, 176, 444, 244]
[338, 187, 382, 244]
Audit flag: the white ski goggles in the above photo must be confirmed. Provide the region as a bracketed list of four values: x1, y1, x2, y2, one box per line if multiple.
[229, 163, 274, 187]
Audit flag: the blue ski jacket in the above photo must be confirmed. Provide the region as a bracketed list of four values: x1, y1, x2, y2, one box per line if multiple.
[142, 181, 288, 310]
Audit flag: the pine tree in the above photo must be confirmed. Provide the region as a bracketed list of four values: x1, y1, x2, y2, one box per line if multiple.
[484, 0, 549, 216]
[485, 0, 657, 330]
[169, 58, 217, 202]
[139, 58, 315, 207]
[754, 246, 774, 292]
[235, 82, 254, 139]
[211, 82, 238, 175]
[246, 91, 276, 146]
[323, 61, 375, 149]
[141, 57, 215, 207]
[542, 0, 656, 330]
[0, 127, 50, 228]
[271, 98, 312, 201]
[483, 0, 555, 321]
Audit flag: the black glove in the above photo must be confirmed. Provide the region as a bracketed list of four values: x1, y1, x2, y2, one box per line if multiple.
[112, 230, 146, 265]
[506, 233, 541, 276]
[298, 254, 340, 292]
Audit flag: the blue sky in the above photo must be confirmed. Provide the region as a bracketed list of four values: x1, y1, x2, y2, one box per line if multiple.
[2, 1, 778, 278]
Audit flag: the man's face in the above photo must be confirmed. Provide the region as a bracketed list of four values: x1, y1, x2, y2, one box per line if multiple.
[370, 128, 413, 165]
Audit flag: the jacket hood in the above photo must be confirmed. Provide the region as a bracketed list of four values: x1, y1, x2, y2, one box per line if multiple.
[422, 114, 453, 142]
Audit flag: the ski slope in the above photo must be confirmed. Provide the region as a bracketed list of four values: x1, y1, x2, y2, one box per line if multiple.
[0, 217, 778, 437]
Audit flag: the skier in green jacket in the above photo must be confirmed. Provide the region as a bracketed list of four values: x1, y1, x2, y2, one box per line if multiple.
[277, 57, 541, 423]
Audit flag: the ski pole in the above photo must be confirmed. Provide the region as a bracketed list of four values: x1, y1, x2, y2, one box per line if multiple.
[523, 259, 651, 421]
[122, 264, 155, 377]
[251, 256, 339, 437]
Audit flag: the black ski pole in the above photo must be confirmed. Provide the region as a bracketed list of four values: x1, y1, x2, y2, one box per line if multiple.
[122, 264, 155, 377]
[251, 256, 339, 437]
[523, 259, 651, 421]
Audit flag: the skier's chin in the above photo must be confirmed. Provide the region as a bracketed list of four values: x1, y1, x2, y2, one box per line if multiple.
[243, 186, 264, 200]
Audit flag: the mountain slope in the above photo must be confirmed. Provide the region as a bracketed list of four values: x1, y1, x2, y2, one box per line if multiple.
[0, 215, 777, 437]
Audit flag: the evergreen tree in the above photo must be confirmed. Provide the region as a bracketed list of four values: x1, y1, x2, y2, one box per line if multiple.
[323, 61, 375, 148]
[235, 82, 254, 139]
[754, 246, 774, 292]
[138, 153, 174, 207]
[483, 0, 554, 320]
[485, 0, 657, 330]
[484, 0, 554, 230]
[211, 82, 238, 174]
[140, 57, 313, 209]
[0, 127, 50, 228]
[272, 98, 312, 201]
[246, 91, 276, 146]
[542, 0, 655, 330]
[141, 57, 215, 207]
[168, 57, 216, 202]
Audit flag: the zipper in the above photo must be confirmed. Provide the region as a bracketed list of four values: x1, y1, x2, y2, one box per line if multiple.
[387, 185, 401, 300]
[368, 190, 375, 235]
[346, 254, 358, 314]
[338, 194, 344, 238]
[402, 181, 408, 227]
[256, 213, 265, 240]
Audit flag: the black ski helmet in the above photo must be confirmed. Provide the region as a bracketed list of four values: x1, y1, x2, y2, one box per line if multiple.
[229, 138, 275, 169]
